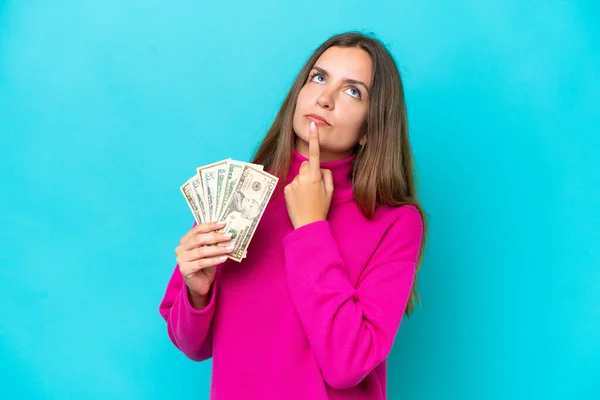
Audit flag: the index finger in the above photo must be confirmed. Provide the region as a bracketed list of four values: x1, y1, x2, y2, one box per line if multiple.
[308, 121, 320, 176]
[181, 221, 225, 244]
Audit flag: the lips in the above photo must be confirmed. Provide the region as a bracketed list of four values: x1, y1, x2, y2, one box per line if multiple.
[305, 114, 331, 126]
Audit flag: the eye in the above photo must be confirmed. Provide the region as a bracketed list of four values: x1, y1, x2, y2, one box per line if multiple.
[310, 73, 325, 83]
[346, 87, 361, 99]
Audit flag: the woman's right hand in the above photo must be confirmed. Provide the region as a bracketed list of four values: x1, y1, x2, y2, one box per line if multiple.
[175, 221, 234, 298]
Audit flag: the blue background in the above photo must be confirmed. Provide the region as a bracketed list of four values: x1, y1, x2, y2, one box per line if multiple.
[1, 0, 598, 398]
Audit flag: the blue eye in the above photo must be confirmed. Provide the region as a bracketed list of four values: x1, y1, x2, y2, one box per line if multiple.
[346, 87, 361, 99]
[311, 73, 325, 83]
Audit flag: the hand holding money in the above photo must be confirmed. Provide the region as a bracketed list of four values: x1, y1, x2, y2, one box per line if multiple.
[284, 121, 334, 229]
[180, 159, 279, 262]
[175, 221, 234, 298]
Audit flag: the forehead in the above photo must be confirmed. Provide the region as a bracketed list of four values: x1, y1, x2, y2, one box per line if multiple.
[314, 46, 373, 84]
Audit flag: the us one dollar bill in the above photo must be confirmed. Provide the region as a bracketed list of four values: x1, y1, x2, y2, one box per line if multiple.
[180, 159, 277, 262]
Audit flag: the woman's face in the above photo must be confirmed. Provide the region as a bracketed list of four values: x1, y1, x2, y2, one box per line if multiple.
[292, 46, 373, 162]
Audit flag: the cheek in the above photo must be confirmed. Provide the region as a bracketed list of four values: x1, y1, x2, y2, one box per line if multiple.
[337, 105, 367, 139]
[293, 90, 311, 137]
[296, 87, 311, 107]
[294, 89, 313, 120]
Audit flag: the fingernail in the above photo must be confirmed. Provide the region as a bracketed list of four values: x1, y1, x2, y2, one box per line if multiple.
[310, 121, 316, 130]
[225, 245, 235, 251]
[219, 256, 228, 261]
[217, 221, 227, 225]
[223, 232, 232, 238]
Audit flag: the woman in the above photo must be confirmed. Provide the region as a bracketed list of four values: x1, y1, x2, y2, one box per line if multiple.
[159, 31, 428, 399]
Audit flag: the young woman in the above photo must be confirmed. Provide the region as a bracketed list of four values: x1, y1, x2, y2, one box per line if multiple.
[159, 31, 428, 399]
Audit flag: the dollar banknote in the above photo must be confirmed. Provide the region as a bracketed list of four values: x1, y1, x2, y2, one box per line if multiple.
[216, 165, 278, 262]
[217, 161, 264, 222]
[190, 175, 208, 223]
[180, 180, 203, 224]
[197, 159, 230, 222]
[181, 159, 277, 261]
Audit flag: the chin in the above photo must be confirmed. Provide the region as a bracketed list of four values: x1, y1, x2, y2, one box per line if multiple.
[292, 124, 308, 143]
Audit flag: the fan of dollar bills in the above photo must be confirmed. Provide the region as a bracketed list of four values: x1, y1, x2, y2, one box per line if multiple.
[180, 159, 279, 262]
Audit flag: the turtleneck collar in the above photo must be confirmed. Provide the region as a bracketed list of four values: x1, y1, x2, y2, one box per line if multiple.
[287, 148, 355, 203]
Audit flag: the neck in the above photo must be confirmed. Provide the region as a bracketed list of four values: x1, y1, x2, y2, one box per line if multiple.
[287, 148, 355, 203]
[294, 140, 354, 163]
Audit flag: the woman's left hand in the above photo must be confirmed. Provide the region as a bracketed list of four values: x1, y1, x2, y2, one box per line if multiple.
[284, 121, 334, 229]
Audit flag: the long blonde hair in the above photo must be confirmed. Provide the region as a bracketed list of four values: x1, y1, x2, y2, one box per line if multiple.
[251, 32, 428, 317]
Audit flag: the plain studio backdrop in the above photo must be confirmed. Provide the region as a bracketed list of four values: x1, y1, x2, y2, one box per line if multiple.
[0, 1, 598, 399]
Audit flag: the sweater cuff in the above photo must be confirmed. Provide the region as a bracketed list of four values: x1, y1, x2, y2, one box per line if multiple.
[283, 220, 331, 247]
[180, 279, 217, 317]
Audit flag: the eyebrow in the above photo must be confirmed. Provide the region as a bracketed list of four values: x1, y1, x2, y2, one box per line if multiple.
[311, 66, 370, 94]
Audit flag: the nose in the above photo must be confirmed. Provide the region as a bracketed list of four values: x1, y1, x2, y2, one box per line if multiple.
[316, 88, 335, 110]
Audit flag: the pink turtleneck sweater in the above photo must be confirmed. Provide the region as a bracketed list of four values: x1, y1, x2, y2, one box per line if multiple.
[159, 149, 424, 399]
